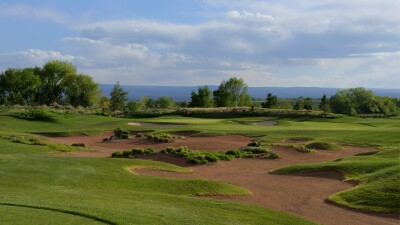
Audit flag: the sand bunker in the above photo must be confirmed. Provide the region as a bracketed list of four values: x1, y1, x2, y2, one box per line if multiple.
[46, 133, 397, 225]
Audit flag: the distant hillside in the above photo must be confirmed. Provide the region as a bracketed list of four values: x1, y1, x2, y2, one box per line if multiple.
[100, 84, 400, 101]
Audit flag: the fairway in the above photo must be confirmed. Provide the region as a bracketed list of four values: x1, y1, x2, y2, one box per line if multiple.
[0, 114, 399, 225]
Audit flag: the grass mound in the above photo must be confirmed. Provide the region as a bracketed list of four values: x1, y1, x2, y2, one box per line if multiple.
[272, 148, 400, 213]
[11, 108, 57, 121]
[0, 134, 87, 152]
[161, 146, 233, 164]
[305, 141, 342, 150]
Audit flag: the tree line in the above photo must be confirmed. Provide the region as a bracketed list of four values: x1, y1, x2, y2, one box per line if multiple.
[0, 61, 99, 107]
[1, 61, 398, 117]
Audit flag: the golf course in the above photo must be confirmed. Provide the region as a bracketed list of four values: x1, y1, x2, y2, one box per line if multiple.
[1, 111, 399, 225]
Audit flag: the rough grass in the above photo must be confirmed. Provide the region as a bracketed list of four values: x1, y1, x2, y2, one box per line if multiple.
[0, 139, 314, 225]
[272, 148, 400, 213]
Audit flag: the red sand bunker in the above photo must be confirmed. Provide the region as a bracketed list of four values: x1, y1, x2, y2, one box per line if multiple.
[47, 133, 399, 225]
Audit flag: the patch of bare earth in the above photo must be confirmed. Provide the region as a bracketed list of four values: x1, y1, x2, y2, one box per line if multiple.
[47, 133, 399, 225]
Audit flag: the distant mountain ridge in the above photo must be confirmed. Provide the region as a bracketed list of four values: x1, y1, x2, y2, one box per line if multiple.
[100, 84, 400, 101]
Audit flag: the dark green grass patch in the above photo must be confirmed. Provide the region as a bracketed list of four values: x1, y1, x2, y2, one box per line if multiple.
[305, 141, 342, 150]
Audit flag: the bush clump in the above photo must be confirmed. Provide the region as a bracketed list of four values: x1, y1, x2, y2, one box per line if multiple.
[226, 146, 279, 159]
[111, 147, 155, 158]
[113, 128, 130, 139]
[146, 133, 174, 143]
[294, 145, 315, 153]
[305, 141, 342, 150]
[161, 146, 232, 165]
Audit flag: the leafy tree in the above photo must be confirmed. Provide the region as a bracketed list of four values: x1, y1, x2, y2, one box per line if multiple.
[0, 68, 41, 105]
[155, 97, 174, 109]
[109, 82, 128, 111]
[126, 100, 142, 114]
[36, 61, 77, 105]
[213, 77, 251, 107]
[262, 93, 278, 108]
[330, 88, 398, 116]
[99, 96, 111, 115]
[190, 86, 214, 107]
[293, 97, 305, 110]
[64, 74, 99, 107]
[303, 97, 314, 110]
[276, 99, 293, 109]
[319, 94, 330, 113]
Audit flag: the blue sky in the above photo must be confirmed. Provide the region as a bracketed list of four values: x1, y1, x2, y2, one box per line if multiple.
[0, 0, 399, 88]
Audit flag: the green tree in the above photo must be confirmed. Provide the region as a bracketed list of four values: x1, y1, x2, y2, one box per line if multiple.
[99, 96, 110, 115]
[36, 61, 78, 105]
[126, 100, 142, 114]
[276, 99, 293, 109]
[64, 74, 99, 107]
[0, 68, 41, 105]
[155, 97, 174, 109]
[262, 93, 278, 108]
[319, 94, 330, 113]
[190, 86, 214, 108]
[293, 97, 305, 110]
[330, 87, 398, 116]
[213, 77, 251, 107]
[109, 82, 128, 111]
[303, 97, 314, 110]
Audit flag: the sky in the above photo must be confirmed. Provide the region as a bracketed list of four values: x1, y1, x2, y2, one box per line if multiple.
[0, 0, 399, 88]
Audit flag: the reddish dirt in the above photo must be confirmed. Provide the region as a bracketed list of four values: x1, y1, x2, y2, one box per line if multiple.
[47, 133, 399, 225]
[47, 132, 253, 157]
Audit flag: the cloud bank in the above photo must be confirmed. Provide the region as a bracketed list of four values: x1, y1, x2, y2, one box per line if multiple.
[0, 0, 399, 88]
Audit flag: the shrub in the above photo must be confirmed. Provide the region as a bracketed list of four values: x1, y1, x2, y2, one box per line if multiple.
[226, 149, 243, 158]
[111, 151, 123, 158]
[147, 133, 174, 143]
[294, 145, 315, 153]
[240, 146, 270, 154]
[114, 128, 130, 139]
[122, 150, 132, 157]
[111, 147, 155, 159]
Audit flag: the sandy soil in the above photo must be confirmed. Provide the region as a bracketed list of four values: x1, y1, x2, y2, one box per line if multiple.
[47, 133, 399, 225]
[47, 132, 253, 157]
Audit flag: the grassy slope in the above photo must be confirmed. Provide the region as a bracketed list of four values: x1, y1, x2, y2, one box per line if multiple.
[0, 136, 313, 224]
[0, 205, 107, 225]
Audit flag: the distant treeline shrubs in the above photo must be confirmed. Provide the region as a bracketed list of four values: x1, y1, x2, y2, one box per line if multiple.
[1, 61, 398, 117]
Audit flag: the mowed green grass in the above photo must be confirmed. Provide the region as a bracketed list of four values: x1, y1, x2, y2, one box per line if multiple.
[0, 133, 314, 224]
[0, 113, 399, 223]
[0, 205, 107, 225]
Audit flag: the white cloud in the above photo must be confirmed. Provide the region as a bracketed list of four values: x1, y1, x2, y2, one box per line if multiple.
[1, 1, 399, 88]
[0, 49, 83, 70]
